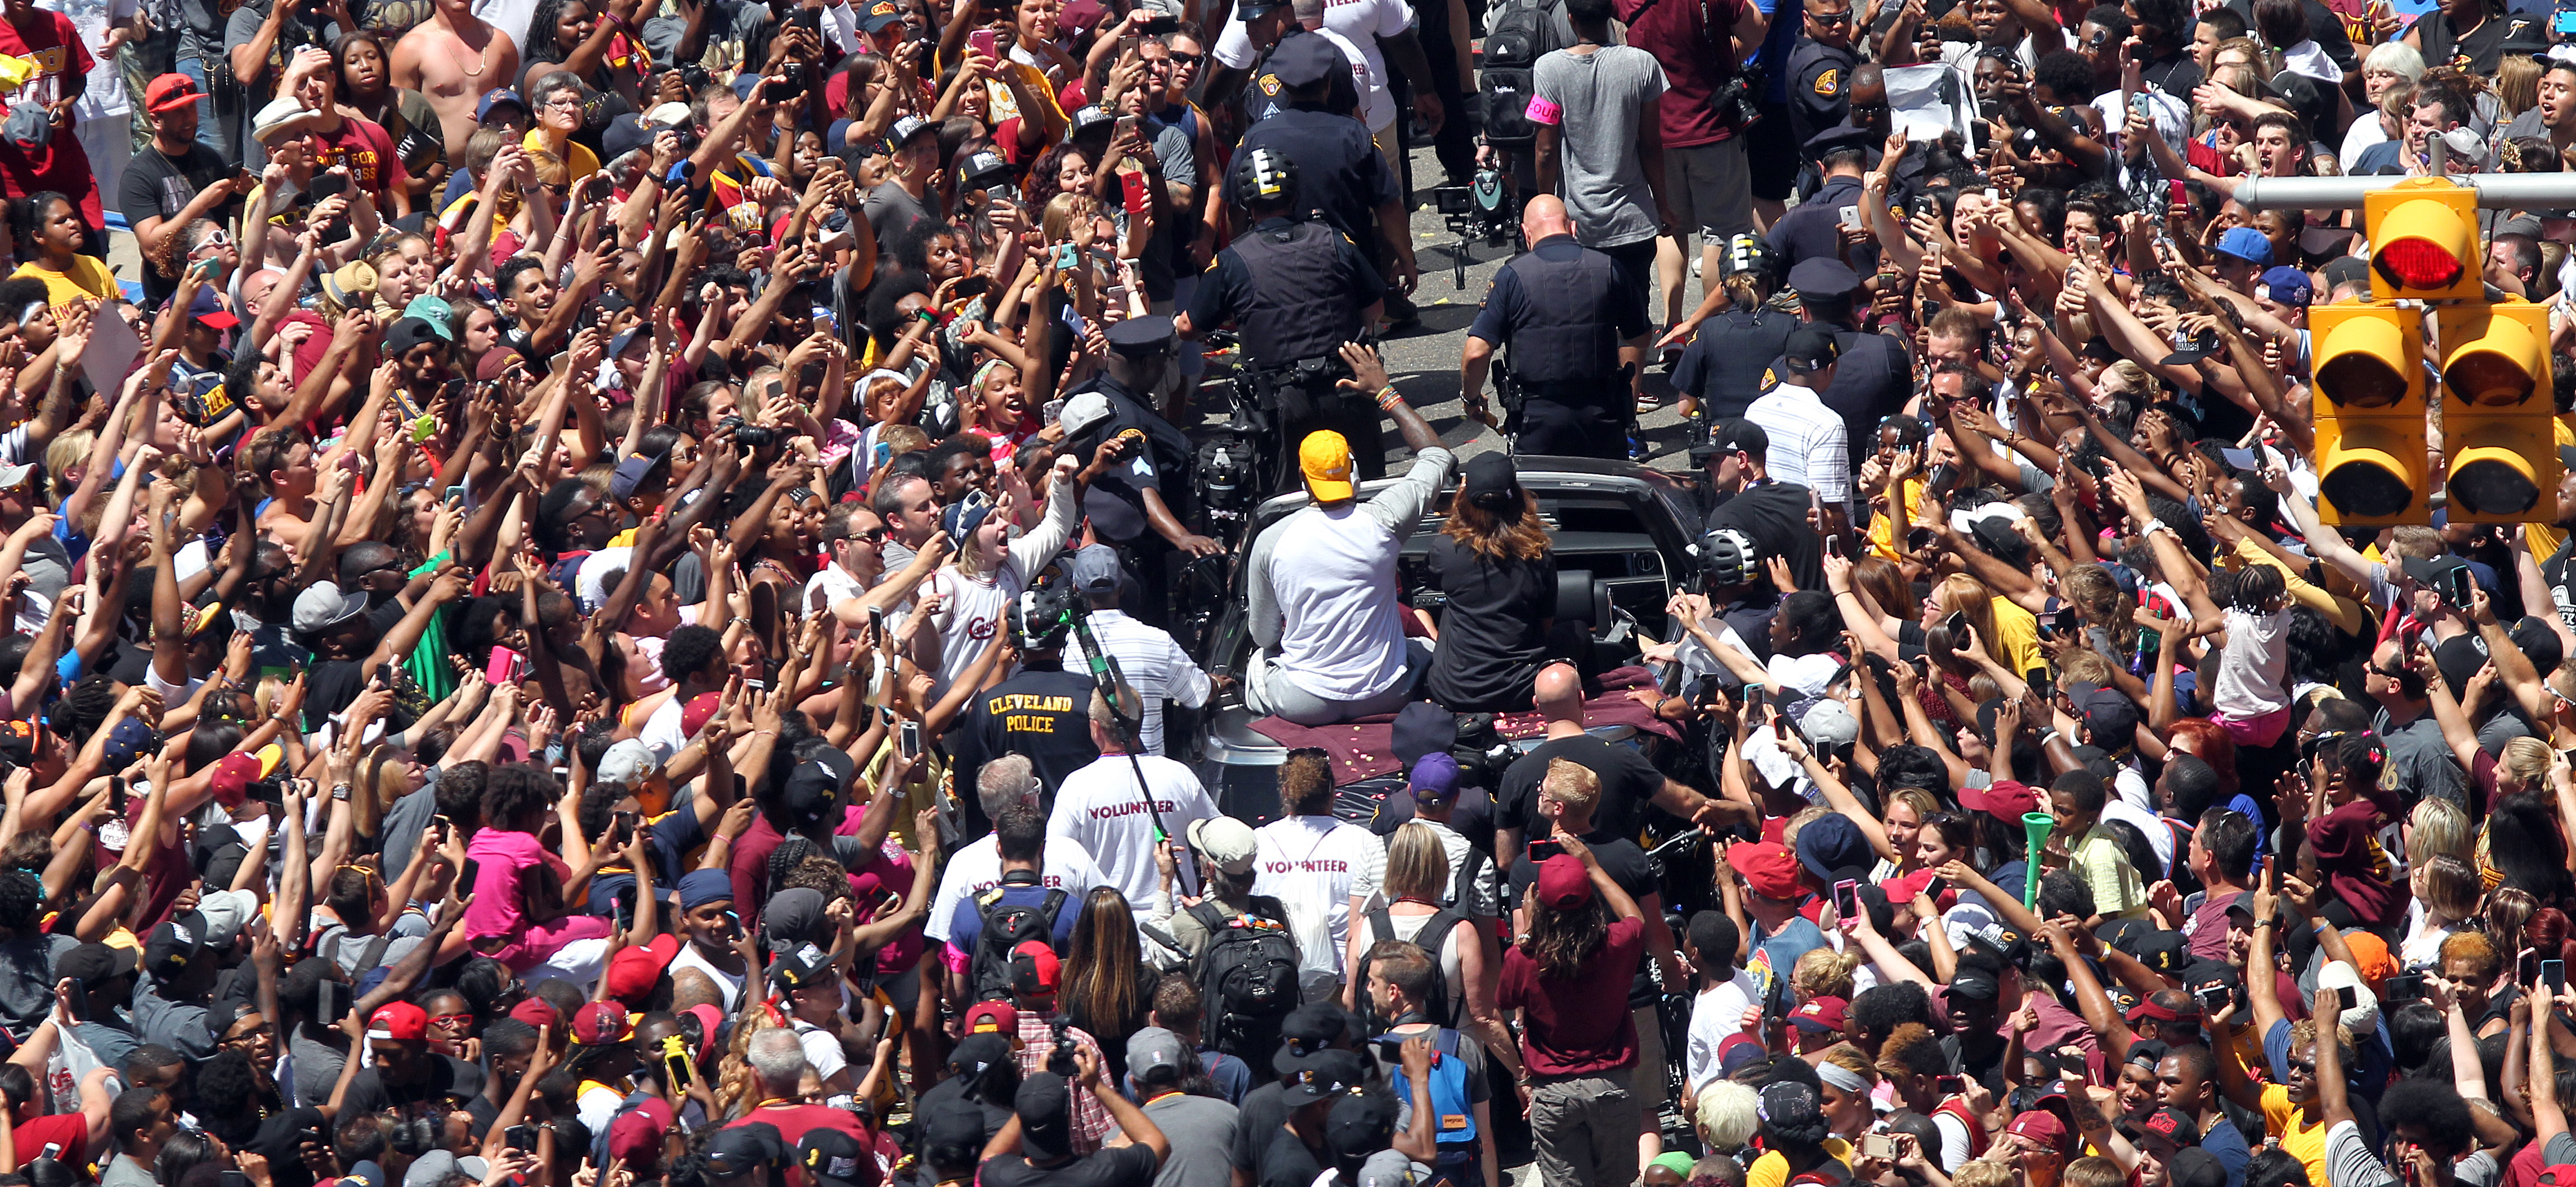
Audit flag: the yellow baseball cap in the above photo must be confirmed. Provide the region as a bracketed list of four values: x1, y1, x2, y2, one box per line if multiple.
[1298, 431, 1353, 501]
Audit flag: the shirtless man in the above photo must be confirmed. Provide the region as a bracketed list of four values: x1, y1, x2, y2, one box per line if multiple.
[391, 0, 518, 158]
[246, 425, 324, 547]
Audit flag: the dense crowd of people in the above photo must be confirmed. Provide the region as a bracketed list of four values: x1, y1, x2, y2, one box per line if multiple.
[0, 0, 2558, 1185]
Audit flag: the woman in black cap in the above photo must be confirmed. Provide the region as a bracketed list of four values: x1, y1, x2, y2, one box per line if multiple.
[1421, 452, 1562, 714]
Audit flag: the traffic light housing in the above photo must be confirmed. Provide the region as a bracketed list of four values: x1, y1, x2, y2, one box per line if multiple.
[2365, 178, 2482, 302]
[2437, 301, 2558, 523]
[2309, 301, 2430, 526]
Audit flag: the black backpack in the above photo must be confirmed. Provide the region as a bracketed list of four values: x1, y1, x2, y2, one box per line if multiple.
[968, 880, 1071, 1001]
[1357, 904, 1472, 1031]
[1478, 0, 1564, 152]
[1189, 904, 1301, 1078]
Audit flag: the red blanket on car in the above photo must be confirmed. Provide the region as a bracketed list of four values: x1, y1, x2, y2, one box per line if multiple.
[1246, 665, 1680, 786]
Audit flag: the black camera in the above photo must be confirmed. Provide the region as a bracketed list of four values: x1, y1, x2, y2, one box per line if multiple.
[1711, 68, 1765, 133]
[719, 415, 778, 449]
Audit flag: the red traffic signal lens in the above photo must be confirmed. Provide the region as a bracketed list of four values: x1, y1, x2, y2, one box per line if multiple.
[2375, 237, 2465, 291]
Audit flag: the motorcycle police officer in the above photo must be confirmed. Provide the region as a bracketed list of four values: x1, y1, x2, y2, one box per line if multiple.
[1459, 194, 1648, 459]
[1180, 146, 1388, 490]
[1669, 234, 1799, 421]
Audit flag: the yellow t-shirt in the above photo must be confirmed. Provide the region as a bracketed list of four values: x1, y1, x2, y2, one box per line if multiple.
[1987, 596, 2045, 680]
[523, 130, 601, 182]
[2532, 416, 2575, 561]
[1748, 1138, 1852, 1187]
[2072, 824, 2148, 917]
[12, 255, 116, 308]
[1864, 477, 1926, 562]
[2260, 1082, 2331, 1187]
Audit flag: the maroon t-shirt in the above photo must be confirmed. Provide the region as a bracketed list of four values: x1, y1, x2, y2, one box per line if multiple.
[1614, 0, 1751, 148]
[307, 116, 411, 213]
[1500, 915, 1645, 1077]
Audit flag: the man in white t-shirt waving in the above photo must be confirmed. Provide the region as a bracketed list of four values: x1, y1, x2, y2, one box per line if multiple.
[1244, 347, 1456, 727]
[1253, 748, 1388, 990]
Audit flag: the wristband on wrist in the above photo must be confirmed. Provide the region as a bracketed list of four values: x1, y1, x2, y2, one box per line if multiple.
[1375, 385, 1403, 411]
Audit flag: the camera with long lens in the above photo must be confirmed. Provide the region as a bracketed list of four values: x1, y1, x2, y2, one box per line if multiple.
[1711, 68, 1764, 132]
[718, 415, 778, 450]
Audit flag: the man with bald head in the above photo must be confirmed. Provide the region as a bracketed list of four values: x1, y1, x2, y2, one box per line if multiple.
[1460, 195, 1651, 458]
[1491, 662, 1754, 875]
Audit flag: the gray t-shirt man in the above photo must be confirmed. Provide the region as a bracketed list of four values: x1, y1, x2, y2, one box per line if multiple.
[1530, 44, 1668, 250]
[1120, 1090, 1238, 1187]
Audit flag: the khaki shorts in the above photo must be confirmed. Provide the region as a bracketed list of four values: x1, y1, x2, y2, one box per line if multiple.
[1663, 138, 1756, 242]
[1530, 1072, 1642, 1187]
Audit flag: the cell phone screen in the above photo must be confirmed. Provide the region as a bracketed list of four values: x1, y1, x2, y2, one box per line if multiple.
[1833, 879, 1859, 918]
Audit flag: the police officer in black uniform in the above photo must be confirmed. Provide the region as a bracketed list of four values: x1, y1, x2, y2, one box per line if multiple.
[1767, 127, 1878, 273]
[1670, 234, 1799, 421]
[1230, 34, 1417, 310]
[1774, 258, 1909, 471]
[1058, 316, 1223, 625]
[944, 604, 1103, 838]
[1181, 146, 1387, 491]
[1785, 0, 1859, 151]
[1460, 194, 1648, 459]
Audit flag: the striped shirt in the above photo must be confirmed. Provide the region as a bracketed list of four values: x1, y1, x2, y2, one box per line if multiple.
[1080, 607, 1211, 756]
[1745, 383, 1851, 505]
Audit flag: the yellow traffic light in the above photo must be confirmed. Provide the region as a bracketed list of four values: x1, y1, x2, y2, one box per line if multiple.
[2365, 178, 2482, 302]
[2310, 301, 2431, 526]
[2437, 301, 2559, 522]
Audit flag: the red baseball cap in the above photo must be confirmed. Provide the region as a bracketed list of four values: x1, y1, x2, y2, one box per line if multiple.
[604, 933, 680, 1003]
[367, 1001, 429, 1042]
[607, 1096, 674, 1163]
[1011, 941, 1060, 997]
[572, 1000, 634, 1046]
[1960, 781, 2042, 823]
[1789, 995, 1849, 1032]
[961, 1000, 1019, 1038]
[143, 73, 202, 114]
[2007, 1110, 2069, 1155]
[209, 751, 263, 806]
[1727, 841, 1802, 900]
[681, 692, 724, 740]
[1535, 855, 1594, 910]
[508, 998, 560, 1031]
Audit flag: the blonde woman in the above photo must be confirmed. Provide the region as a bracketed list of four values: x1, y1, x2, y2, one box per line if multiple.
[2401, 854, 2482, 970]
[1341, 822, 1514, 1061]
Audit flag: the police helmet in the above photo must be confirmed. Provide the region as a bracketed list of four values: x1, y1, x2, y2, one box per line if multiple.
[1703, 528, 1759, 588]
[1232, 148, 1300, 211]
[1008, 584, 1079, 651]
[1721, 232, 1783, 293]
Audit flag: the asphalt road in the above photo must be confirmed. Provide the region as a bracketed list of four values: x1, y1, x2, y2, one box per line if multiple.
[1188, 136, 1709, 474]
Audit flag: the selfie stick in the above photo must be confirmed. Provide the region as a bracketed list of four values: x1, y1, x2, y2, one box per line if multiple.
[1068, 610, 1199, 899]
[2021, 813, 2054, 910]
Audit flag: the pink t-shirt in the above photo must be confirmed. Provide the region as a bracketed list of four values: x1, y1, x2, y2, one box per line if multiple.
[464, 828, 562, 939]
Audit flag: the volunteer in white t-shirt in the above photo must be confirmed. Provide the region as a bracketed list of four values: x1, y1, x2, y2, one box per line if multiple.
[1253, 748, 1389, 984]
[1048, 685, 1220, 905]
[928, 756, 1112, 948]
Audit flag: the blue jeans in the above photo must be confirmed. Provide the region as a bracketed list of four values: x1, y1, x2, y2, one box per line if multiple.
[176, 56, 224, 156]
